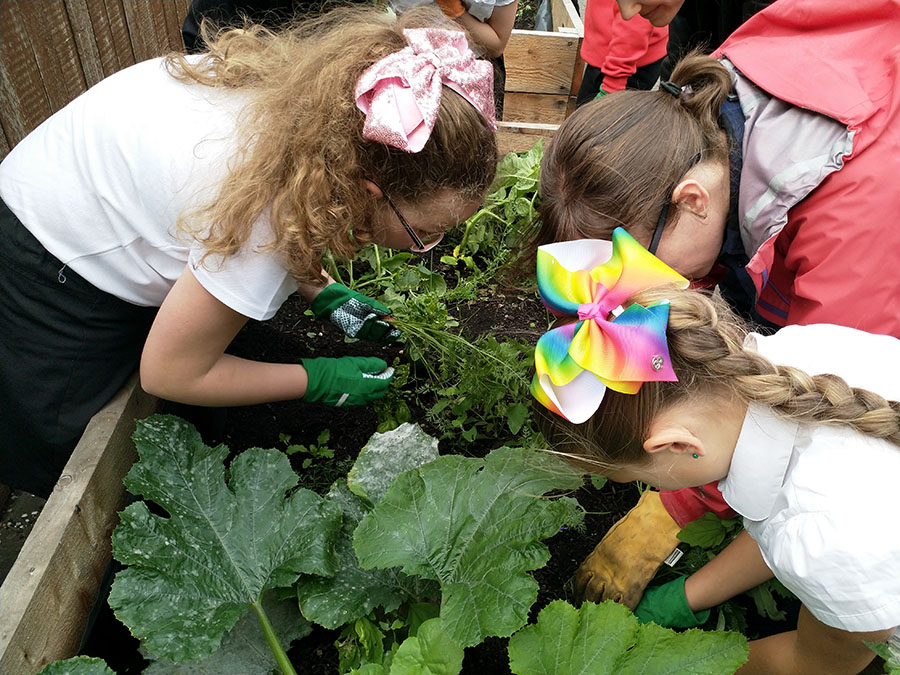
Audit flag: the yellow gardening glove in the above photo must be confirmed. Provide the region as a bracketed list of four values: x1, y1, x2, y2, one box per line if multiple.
[574, 490, 681, 609]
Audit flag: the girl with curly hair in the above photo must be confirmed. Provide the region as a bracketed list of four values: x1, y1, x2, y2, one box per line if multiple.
[0, 6, 498, 498]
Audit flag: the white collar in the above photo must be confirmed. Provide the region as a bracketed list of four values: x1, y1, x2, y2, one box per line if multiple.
[719, 402, 799, 521]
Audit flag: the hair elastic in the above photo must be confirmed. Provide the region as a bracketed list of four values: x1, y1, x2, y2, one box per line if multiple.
[660, 80, 694, 101]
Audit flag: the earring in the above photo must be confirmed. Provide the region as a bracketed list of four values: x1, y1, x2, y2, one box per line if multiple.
[691, 453, 699, 459]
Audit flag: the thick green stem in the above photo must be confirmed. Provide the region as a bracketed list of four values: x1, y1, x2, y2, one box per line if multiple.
[453, 208, 504, 257]
[252, 598, 297, 675]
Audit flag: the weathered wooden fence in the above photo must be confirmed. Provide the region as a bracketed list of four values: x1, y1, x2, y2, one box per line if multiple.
[1, 0, 581, 159]
[0, 0, 190, 159]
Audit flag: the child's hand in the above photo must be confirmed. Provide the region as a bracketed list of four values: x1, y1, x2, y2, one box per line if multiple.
[574, 490, 681, 608]
[633, 576, 710, 628]
[311, 283, 402, 343]
[435, 0, 467, 18]
[301, 356, 394, 406]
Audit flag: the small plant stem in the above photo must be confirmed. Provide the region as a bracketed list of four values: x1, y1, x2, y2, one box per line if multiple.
[252, 598, 297, 675]
[374, 245, 382, 278]
[453, 208, 505, 257]
[324, 251, 345, 287]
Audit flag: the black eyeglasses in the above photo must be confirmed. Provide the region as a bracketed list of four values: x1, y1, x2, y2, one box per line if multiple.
[648, 153, 703, 255]
[379, 187, 443, 253]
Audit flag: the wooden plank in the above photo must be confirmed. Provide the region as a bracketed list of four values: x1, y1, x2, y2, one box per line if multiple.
[0, 376, 158, 674]
[496, 120, 558, 155]
[16, 0, 88, 112]
[159, 0, 189, 52]
[551, 0, 584, 34]
[505, 30, 580, 95]
[0, 1, 53, 150]
[503, 91, 569, 125]
[98, 0, 137, 73]
[64, 0, 108, 88]
[122, 0, 172, 62]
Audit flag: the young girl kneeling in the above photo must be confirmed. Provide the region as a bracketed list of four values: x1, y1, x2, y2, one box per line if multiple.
[533, 229, 900, 674]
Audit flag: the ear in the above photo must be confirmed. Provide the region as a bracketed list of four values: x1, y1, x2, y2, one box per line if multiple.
[643, 423, 704, 459]
[361, 179, 383, 198]
[671, 178, 710, 220]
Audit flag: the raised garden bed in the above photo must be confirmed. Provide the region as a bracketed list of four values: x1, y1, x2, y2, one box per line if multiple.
[0, 375, 158, 674]
[497, 0, 584, 154]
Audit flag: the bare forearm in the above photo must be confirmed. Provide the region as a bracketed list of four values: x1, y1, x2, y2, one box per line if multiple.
[456, 14, 505, 56]
[142, 354, 309, 406]
[684, 530, 774, 611]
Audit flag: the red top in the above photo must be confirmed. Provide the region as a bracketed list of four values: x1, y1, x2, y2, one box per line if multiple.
[580, 0, 668, 93]
[663, 0, 900, 525]
[714, 0, 900, 337]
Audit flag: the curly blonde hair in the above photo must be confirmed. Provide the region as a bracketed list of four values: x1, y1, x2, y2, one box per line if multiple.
[540, 287, 900, 473]
[166, 5, 498, 284]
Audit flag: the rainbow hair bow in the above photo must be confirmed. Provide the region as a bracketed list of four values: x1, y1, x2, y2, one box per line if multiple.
[531, 228, 689, 423]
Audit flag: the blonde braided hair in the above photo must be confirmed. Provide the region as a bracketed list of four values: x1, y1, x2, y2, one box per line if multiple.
[540, 286, 900, 471]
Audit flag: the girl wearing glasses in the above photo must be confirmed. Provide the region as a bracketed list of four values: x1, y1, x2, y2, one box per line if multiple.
[530, 0, 900, 621]
[0, 6, 497, 498]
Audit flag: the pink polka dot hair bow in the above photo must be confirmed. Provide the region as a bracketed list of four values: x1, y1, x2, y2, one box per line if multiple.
[355, 27, 496, 153]
[531, 228, 689, 423]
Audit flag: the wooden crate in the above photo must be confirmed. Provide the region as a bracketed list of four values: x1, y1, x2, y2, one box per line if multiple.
[0, 375, 158, 675]
[497, 0, 584, 154]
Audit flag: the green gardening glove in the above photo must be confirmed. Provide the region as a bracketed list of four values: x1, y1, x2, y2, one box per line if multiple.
[301, 356, 394, 407]
[594, 87, 610, 99]
[633, 576, 711, 629]
[311, 283, 401, 343]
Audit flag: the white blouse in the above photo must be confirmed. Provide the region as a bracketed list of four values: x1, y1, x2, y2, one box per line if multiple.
[719, 324, 900, 632]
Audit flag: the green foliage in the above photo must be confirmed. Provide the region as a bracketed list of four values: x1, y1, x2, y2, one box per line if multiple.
[296, 425, 442, 629]
[142, 591, 311, 674]
[347, 423, 440, 504]
[353, 446, 584, 646]
[450, 141, 544, 262]
[677, 512, 743, 548]
[280, 429, 334, 469]
[659, 514, 796, 634]
[590, 474, 609, 491]
[109, 415, 342, 664]
[388, 618, 464, 675]
[866, 641, 900, 675]
[507, 600, 749, 675]
[39, 657, 114, 675]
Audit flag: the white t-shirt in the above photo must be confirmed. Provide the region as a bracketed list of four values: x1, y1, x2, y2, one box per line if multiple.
[0, 57, 297, 320]
[719, 324, 900, 632]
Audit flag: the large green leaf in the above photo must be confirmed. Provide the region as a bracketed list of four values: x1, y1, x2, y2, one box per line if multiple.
[143, 591, 311, 674]
[390, 618, 464, 675]
[353, 447, 583, 646]
[109, 415, 342, 662]
[295, 482, 438, 628]
[508, 600, 749, 675]
[347, 423, 439, 504]
[39, 657, 114, 675]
